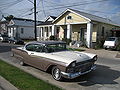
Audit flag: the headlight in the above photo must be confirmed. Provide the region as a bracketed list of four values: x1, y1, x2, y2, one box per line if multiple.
[71, 62, 76, 67]
[70, 61, 76, 67]
[93, 55, 97, 61]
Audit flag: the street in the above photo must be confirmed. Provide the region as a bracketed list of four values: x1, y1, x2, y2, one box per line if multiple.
[0, 42, 120, 90]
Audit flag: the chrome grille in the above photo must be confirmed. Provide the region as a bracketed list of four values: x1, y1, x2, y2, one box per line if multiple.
[74, 60, 95, 73]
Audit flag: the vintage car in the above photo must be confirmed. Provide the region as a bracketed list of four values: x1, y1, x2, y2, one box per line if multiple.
[12, 41, 97, 81]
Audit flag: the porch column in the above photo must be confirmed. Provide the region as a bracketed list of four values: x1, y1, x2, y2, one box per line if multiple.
[40, 27, 43, 39]
[52, 25, 55, 36]
[67, 24, 72, 39]
[48, 26, 51, 37]
[86, 22, 93, 48]
[43, 27, 46, 40]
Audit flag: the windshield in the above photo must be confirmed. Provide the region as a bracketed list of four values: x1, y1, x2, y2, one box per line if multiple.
[46, 44, 67, 53]
[106, 37, 116, 41]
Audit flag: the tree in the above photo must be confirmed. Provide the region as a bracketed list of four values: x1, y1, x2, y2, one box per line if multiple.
[5, 15, 14, 21]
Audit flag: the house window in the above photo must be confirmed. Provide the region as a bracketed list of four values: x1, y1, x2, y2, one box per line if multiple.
[101, 27, 104, 36]
[67, 16, 72, 19]
[21, 28, 24, 34]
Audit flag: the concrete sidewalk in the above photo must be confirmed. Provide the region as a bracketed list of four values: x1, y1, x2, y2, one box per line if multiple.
[69, 46, 120, 59]
[0, 76, 18, 90]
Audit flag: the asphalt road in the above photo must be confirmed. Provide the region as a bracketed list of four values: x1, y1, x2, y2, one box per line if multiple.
[0, 42, 120, 90]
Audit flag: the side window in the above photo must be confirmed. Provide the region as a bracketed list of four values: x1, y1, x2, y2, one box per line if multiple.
[67, 16, 72, 19]
[26, 44, 44, 52]
[26, 44, 35, 51]
[34, 44, 43, 52]
[101, 27, 104, 36]
[21, 28, 24, 34]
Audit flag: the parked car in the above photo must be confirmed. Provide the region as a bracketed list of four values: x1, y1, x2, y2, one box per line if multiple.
[11, 41, 97, 81]
[103, 37, 120, 50]
[8, 37, 24, 44]
[0, 34, 9, 42]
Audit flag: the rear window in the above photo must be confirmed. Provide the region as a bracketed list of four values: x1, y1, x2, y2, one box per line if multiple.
[106, 37, 116, 41]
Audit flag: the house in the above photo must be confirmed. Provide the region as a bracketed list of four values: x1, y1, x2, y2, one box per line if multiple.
[7, 17, 42, 39]
[37, 16, 57, 40]
[37, 8, 120, 48]
[0, 18, 9, 34]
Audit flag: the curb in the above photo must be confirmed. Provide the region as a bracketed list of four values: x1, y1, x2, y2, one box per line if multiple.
[0, 76, 18, 90]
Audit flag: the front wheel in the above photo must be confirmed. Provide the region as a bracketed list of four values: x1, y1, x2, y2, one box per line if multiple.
[52, 66, 62, 81]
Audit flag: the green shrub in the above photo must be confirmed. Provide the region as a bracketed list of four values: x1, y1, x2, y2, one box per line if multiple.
[117, 45, 120, 51]
[49, 36, 56, 40]
[62, 38, 71, 45]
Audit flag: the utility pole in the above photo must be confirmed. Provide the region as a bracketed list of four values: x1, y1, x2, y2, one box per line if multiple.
[34, 0, 37, 41]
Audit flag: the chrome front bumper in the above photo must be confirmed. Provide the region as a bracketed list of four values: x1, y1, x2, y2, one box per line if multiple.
[61, 65, 96, 79]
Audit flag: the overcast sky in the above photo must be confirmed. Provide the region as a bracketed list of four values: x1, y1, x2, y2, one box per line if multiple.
[0, 0, 120, 25]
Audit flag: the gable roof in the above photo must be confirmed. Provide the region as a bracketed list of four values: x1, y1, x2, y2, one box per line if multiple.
[45, 16, 57, 22]
[53, 8, 120, 26]
[8, 17, 43, 27]
[37, 16, 57, 26]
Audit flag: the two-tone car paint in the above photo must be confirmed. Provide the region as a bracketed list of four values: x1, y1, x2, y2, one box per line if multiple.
[12, 41, 97, 80]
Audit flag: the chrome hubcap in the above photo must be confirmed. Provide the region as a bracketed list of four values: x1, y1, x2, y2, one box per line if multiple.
[54, 69, 59, 79]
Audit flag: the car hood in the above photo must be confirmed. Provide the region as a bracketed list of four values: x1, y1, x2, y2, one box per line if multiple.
[46, 51, 96, 66]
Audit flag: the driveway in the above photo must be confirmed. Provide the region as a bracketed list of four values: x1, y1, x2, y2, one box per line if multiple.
[0, 42, 120, 90]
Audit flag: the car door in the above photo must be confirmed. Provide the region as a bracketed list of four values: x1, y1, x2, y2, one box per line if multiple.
[23, 44, 49, 71]
[21, 44, 37, 67]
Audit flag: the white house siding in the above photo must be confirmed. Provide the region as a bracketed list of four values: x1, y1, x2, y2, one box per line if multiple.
[96, 22, 117, 41]
[17, 26, 35, 39]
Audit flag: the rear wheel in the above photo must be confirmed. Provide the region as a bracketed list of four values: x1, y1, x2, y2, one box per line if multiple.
[8, 41, 11, 43]
[13, 41, 16, 44]
[105, 47, 107, 50]
[11, 52, 14, 57]
[20, 60, 25, 66]
[52, 66, 62, 81]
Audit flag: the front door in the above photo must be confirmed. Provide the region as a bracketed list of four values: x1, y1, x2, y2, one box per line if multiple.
[23, 44, 46, 70]
[80, 28, 87, 41]
[64, 29, 67, 38]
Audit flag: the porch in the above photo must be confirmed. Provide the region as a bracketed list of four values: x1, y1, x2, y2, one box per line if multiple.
[54, 22, 97, 48]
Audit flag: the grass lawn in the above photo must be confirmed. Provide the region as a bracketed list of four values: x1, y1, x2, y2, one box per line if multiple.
[0, 60, 63, 90]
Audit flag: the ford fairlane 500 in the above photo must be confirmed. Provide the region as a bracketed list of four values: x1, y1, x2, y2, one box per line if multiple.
[12, 41, 97, 81]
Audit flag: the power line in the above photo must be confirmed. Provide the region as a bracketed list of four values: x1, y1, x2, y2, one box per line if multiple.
[41, 0, 46, 17]
[37, 0, 109, 13]
[43, 0, 108, 8]
[18, 0, 115, 18]
[27, 0, 34, 4]
[0, 0, 21, 6]
[0, 0, 24, 11]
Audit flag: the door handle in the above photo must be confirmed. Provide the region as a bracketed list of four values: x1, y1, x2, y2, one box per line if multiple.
[30, 53, 34, 55]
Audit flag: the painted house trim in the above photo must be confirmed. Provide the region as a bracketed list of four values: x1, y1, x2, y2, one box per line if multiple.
[53, 8, 91, 24]
[37, 8, 120, 48]
[53, 8, 120, 27]
[7, 17, 42, 39]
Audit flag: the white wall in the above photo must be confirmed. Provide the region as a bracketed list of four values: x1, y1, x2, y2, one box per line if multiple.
[18, 26, 35, 39]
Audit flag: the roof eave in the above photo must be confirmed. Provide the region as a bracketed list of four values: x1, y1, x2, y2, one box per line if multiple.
[52, 8, 91, 24]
